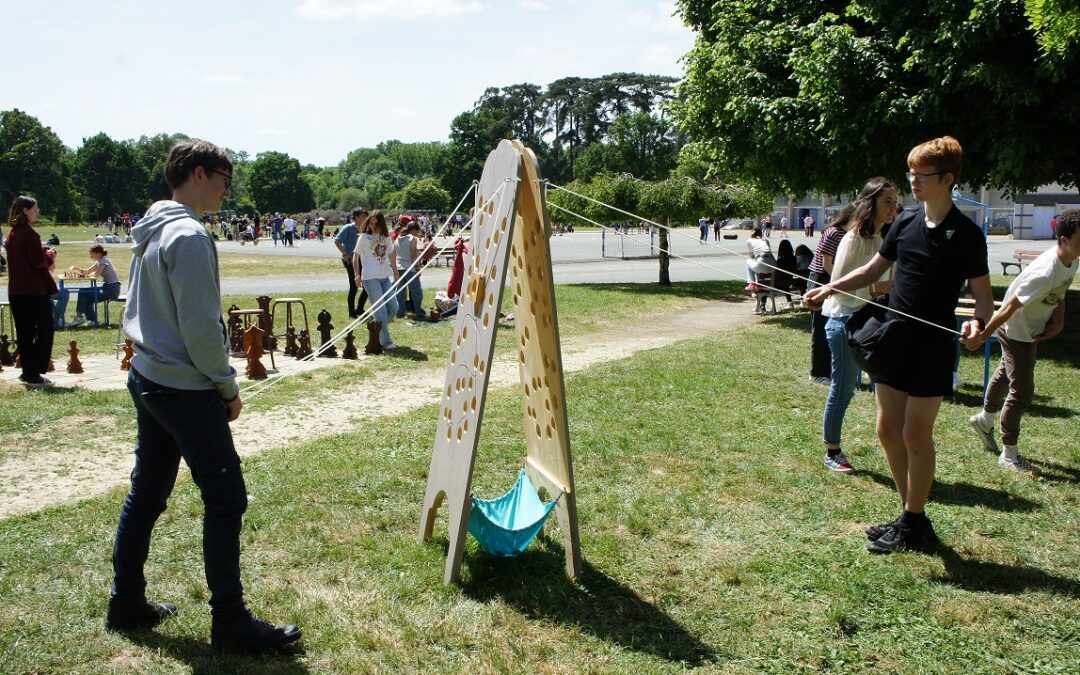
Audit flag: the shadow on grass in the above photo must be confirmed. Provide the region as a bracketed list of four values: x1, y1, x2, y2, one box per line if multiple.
[384, 346, 429, 362]
[1028, 458, 1080, 485]
[947, 389, 1077, 419]
[570, 279, 748, 303]
[856, 470, 1039, 512]
[120, 630, 308, 674]
[460, 543, 715, 667]
[931, 543, 1080, 599]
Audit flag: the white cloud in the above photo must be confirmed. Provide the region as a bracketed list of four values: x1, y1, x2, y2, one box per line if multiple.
[517, 0, 549, 10]
[629, 3, 686, 34]
[297, 0, 483, 21]
[518, 45, 538, 57]
[258, 128, 287, 137]
[201, 73, 249, 84]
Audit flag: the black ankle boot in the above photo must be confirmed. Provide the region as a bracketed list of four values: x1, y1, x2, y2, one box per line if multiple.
[212, 612, 302, 652]
[105, 597, 178, 630]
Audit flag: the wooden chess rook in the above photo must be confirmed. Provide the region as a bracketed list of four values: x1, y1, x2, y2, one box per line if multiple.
[364, 321, 383, 355]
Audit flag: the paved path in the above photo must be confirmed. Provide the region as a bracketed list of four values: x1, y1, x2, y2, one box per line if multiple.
[5, 231, 1048, 301]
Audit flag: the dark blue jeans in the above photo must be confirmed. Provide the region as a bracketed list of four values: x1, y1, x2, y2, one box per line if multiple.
[111, 367, 248, 620]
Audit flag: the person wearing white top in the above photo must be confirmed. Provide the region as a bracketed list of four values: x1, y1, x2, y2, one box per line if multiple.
[744, 228, 775, 290]
[968, 210, 1080, 474]
[282, 215, 297, 247]
[352, 211, 399, 349]
[816, 178, 899, 473]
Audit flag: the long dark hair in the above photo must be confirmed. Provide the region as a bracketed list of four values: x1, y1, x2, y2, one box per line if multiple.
[776, 238, 795, 261]
[366, 210, 389, 237]
[825, 203, 856, 234]
[7, 195, 37, 228]
[849, 177, 896, 239]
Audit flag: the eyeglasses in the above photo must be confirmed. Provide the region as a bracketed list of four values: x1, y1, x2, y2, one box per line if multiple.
[210, 169, 233, 190]
[905, 170, 945, 182]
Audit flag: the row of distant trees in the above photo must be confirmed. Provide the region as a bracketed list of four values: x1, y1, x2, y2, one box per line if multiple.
[0, 73, 690, 223]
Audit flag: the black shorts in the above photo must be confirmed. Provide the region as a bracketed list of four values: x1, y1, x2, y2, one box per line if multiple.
[874, 321, 954, 398]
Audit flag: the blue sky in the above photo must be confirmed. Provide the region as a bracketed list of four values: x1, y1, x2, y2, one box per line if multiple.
[3, 0, 694, 166]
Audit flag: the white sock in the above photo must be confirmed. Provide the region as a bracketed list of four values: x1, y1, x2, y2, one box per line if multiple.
[1001, 444, 1019, 461]
[977, 410, 996, 428]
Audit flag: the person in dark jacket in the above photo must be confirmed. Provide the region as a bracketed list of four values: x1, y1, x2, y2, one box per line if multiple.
[5, 195, 57, 387]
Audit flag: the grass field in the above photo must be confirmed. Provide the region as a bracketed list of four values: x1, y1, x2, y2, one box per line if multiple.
[0, 280, 1077, 673]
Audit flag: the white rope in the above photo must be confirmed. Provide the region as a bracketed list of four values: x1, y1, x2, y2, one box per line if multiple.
[240, 179, 511, 401]
[546, 181, 963, 337]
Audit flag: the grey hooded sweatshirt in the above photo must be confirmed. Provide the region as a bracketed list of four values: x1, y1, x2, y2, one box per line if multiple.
[124, 200, 238, 399]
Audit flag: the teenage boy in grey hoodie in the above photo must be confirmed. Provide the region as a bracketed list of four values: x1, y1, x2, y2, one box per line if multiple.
[107, 138, 302, 652]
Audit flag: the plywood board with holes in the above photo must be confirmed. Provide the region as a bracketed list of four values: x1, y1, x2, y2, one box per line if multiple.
[509, 141, 581, 577]
[418, 140, 522, 583]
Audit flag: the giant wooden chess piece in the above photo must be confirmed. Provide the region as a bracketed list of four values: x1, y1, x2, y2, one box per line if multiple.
[243, 325, 268, 380]
[317, 309, 337, 357]
[364, 321, 383, 355]
[295, 329, 313, 359]
[284, 326, 298, 357]
[67, 339, 84, 374]
[227, 304, 243, 355]
[342, 330, 358, 359]
[47, 358, 55, 372]
[256, 295, 272, 349]
[120, 339, 134, 371]
[0, 334, 13, 366]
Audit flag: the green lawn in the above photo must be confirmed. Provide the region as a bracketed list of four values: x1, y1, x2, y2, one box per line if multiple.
[0, 281, 1077, 672]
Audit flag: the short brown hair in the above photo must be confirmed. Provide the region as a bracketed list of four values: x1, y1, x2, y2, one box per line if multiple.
[907, 136, 962, 187]
[351, 207, 369, 219]
[89, 244, 108, 256]
[1057, 209, 1079, 241]
[163, 138, 232, 190]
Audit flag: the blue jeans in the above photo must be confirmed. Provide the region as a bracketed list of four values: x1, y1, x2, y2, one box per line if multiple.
[111, 367, 248, 620]
[823, 315, 858, 446]
[361, 276, 398, 345]
[395, 271, 423, 318]
[76, 281, 121, 322]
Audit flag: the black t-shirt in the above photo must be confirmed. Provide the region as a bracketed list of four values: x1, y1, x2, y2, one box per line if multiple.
[879, 205, 989, 330]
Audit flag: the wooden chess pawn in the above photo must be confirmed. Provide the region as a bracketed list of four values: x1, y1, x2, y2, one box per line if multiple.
[0, 334, 13, 366]
[317, 308, 337, 358]
[243, 325, 268, 380]
[284, 326, 298, 357]
[120, 339, 134, 371]
[47, 358, 55, 372]
[342, 330, 358, 360]
[364, 321, 383, 355]
[294, 329, 313, 359]
[67, 339, 84, 374]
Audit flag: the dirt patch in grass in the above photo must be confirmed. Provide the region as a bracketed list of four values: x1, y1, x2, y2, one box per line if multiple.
[0, 299, 759, 519]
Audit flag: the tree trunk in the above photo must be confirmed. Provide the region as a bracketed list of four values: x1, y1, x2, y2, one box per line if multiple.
[658, 217, 671, 286]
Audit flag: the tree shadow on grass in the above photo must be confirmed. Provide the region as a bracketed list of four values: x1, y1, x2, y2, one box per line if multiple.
[930, 543, 1080, 599]
[855, 470, 1040, 512]
[460, 542, 715, 667]
[947, 389, 1076, 419]
[384, 346, 429, 362]
[119, 630, 308, 675]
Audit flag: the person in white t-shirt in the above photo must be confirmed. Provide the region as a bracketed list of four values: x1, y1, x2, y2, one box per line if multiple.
[744, 227, 775, 291]
[282, 215, 297, 247]
[966, 210, 1080, 475]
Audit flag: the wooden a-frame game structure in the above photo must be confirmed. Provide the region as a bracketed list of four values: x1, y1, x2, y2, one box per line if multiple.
[418, 140, 582, 583]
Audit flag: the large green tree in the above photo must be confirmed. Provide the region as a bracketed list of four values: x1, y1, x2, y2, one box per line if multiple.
[0, 109, 80, 221]
[675, 0, 1080, 195]
[396, 177, 452, 212]
[246, 151, 315, 214]
[73, 133, 148, 220]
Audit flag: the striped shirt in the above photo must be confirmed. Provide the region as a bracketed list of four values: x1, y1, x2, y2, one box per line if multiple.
[808, 226, 844, 274]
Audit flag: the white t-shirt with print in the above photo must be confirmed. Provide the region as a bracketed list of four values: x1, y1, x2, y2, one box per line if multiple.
[1001, 247, 1077, 342]
[357, 233, 394, 281]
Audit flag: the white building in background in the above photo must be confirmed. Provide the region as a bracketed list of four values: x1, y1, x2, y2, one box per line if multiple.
[769, 184, 1080, 239]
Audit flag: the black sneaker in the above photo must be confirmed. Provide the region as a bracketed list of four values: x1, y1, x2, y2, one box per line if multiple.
[864, 516, 901, 541]
[212, 613, 302, 652]
[867, 518, 937, 554]
[106, 597, 178, 631]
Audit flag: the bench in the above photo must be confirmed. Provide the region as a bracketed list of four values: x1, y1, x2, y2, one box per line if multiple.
[421, 244, 457, 267]
[1000, 249, 1044, 275]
